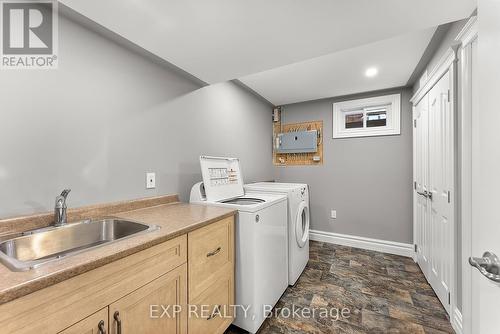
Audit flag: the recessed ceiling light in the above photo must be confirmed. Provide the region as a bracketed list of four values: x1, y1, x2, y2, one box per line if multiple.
[365, 67, 378, 77]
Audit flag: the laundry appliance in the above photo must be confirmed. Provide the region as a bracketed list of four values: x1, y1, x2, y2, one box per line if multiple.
[190, 156, 288, 333]
[244, 182, 310, 285]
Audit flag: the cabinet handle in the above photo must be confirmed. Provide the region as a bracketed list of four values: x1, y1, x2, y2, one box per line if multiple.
[98, 320, 106, 334]
[207, 305, 221, 320]
[113, 311, 122, 334]
[206, 246, 221, 257]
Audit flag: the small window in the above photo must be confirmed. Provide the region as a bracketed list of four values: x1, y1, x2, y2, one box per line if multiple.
[366, 107, 387, 127]
[345, 112, 364, 128]
[332, 94, 400, 138]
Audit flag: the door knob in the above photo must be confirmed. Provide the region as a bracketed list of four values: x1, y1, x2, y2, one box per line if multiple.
[427, 191, 433, 201]
[416, 190, 433, 200]
[469, 252, 500, 283]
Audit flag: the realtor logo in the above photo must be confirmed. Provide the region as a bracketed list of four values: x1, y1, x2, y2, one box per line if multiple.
[1, 0, 58, 69]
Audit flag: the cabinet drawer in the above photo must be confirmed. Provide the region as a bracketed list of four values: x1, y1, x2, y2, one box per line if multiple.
[188, 216, 234, 300]
[188, 271, 234, 334]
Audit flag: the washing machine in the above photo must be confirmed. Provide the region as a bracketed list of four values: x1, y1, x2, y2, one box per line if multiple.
[244, 182, 310, 285]
[190, 156, 288, 334]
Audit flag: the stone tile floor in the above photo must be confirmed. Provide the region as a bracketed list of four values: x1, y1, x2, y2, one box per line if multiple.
[225, 240, 454, 334]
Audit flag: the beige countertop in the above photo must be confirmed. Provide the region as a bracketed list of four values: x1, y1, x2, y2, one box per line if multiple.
[0, 197, 235, 305]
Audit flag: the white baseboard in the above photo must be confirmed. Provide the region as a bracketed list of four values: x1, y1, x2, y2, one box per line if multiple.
[309, 229, 414, 258]
[452, 308, 463, 334]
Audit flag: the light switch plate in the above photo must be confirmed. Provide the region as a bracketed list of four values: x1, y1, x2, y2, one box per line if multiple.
[330, 210, 337, 219]
[146, 172, 156, 189]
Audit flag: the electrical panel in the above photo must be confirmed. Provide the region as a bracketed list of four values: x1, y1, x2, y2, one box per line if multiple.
[276, 130, 318, 154]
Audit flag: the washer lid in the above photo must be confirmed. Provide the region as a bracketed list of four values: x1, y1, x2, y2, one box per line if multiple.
[221, 197, 265, 205]
[200, 156, 244, 202]
[245, 182, 307, 192]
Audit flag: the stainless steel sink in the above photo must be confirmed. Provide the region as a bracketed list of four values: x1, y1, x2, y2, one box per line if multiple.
[0, 218, 160, 271]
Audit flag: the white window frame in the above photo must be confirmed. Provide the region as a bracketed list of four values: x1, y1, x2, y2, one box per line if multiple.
[332, 93, 401, 139]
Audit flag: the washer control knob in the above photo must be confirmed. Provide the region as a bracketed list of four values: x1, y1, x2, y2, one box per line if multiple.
[255, 214, 260, 223]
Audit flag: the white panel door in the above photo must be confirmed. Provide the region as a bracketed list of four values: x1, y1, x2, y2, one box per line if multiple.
[427, 70, 453, 313]
[413, 95, 431, 280]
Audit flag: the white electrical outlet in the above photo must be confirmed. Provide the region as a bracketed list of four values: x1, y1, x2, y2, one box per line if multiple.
[146, 172, 156, 189]
[330, 210, 337, 219]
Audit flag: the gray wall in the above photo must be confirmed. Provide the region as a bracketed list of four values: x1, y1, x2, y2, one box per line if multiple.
[275, 88, 413, 244]
[0, 13, 273, 218]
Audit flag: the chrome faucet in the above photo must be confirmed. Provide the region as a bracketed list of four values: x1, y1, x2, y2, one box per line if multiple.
[54, 189, 71, 227]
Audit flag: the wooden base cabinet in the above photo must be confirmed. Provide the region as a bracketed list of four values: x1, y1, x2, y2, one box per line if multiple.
[1, 215, 234, 334]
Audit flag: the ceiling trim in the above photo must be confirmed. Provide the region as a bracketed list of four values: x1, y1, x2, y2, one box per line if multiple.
[455, 15, 478, 46]
[410, 46, 458, 105]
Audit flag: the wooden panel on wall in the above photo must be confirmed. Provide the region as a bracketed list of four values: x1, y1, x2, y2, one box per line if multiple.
[273, 120, 323, 166]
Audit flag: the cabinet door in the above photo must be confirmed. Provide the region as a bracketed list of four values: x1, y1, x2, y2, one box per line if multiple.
[109, 264, 187, 334]
[58, 308, 108, 334]
[188, 216, 234, 300]
[188, 271, 234, 334]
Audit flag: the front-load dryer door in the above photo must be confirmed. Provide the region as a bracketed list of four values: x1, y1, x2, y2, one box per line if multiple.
[295, 201, 310, 248]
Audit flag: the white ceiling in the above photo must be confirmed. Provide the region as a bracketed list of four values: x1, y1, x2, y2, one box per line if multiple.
[239, 27, 436, 105]
[60, 0, 475, 84]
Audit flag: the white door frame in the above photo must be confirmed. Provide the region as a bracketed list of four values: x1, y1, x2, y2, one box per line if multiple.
[456, 15, 478, 334]
[410, 44, 459, 329]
